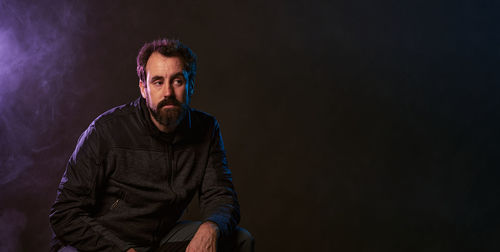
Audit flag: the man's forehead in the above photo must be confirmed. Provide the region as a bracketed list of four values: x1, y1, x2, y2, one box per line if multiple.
[145, 52, 185, 74]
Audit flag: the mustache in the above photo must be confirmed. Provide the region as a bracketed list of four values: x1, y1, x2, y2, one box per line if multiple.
[157, 96, 182, 109]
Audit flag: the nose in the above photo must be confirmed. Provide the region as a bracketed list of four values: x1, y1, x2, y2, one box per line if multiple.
[163, 83, 174, 97]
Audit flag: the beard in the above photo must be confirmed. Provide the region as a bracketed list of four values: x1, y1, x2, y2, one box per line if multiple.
[147, 96, 186, 130]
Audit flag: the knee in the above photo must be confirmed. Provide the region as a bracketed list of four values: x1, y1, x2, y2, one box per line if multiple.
[235, 226, 254, 243]
[57, 246, 78, 252]
[232, 226, 255, 252]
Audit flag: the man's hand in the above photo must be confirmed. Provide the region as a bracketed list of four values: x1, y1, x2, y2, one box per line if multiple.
[186, 221, 220, 252]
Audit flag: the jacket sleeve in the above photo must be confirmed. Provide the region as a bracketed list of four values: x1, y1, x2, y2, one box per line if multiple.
[49, 123, 132, 252]
[199, 120, 241, 237]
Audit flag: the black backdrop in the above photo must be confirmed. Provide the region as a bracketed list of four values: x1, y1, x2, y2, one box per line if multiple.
[0, 0, 499, 251]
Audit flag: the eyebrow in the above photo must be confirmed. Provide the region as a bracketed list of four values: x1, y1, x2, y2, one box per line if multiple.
[170, 72, 186, 80]
[150, 76, 164, 82]
[149, 72, 186, 83]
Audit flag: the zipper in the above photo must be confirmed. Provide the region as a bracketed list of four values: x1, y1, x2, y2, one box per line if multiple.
[152, 221, 160, 245]
[169, 144, 174, 186]
[156, 143, 177, 244]
[166, 143, 177, 204]
[164, 144, 171, 190]
[152, 219, 164, 247]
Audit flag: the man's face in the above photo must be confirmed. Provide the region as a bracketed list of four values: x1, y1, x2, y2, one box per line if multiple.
[139, 52, 191, 131]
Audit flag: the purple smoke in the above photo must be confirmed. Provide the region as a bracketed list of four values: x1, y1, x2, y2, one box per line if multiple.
[0, 209, 27, 251]
[0, 0, 87, 182]
[0, 0, 88, 249]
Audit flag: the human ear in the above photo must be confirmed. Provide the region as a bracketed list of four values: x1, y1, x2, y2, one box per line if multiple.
[139, 81, 147, 99]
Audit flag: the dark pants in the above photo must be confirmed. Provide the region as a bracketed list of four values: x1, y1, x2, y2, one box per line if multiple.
[58, 221, 254, 252]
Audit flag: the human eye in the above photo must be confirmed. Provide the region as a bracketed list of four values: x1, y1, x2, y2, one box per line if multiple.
[173, 78, 184, 86]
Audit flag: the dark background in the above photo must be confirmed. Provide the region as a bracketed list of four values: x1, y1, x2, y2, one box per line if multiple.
[1, 0, 499, 251]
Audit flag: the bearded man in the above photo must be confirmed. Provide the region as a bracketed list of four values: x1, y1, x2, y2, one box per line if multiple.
[49, 39, 254, 252]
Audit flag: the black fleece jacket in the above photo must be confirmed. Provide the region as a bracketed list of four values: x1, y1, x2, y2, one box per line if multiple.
[49, 97, 240, 251]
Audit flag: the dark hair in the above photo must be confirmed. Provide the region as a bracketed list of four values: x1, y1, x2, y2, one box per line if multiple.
[136, 38, 197, 89]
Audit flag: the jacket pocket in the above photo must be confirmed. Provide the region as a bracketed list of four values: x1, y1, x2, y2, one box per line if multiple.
[109, 190, 126, 211]
[110, 198, 121, 210]
[95, 188, 127, 216]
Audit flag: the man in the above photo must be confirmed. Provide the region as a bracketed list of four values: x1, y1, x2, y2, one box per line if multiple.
[49, 39, 254, 252]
